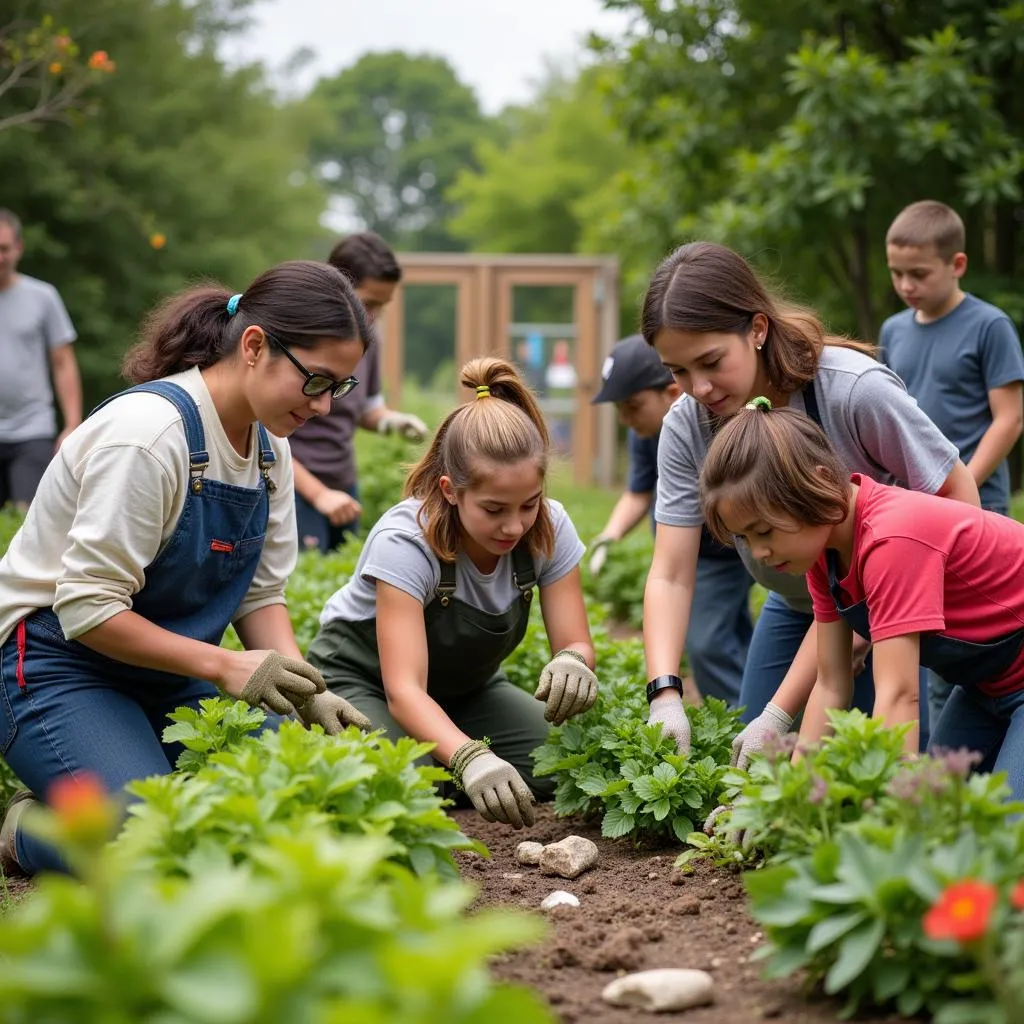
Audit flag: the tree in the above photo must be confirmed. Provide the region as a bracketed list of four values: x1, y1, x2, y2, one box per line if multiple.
[592, 0, 1024, 338]
[0, 0, 330, 407]
[309, 51, 491, 251]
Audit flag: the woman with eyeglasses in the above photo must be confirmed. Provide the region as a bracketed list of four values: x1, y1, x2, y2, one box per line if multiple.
[0, 260, 374, 877]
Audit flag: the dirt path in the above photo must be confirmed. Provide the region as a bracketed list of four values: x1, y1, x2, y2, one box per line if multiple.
[454, 805, 908, 1024]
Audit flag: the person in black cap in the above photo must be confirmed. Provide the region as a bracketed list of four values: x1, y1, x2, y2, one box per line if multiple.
[589, 335, 752, 706]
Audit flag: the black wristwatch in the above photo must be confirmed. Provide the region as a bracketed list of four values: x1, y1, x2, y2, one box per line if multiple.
[646, 674, 684, 704]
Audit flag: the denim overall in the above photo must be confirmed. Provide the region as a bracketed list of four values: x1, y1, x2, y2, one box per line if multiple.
[0, 381, 277, 873]
[307, 543, 555, 798]
[826, 546, 1024, 798]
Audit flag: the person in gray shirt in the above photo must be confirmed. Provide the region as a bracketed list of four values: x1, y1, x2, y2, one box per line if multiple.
[0, 209, 82, 509]
[638, 242, 980, 768]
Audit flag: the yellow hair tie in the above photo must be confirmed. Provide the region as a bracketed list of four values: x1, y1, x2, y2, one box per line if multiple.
[475, 385, 491, 399]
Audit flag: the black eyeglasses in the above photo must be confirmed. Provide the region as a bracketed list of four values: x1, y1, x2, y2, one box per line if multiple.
[263, 330, 359, 400]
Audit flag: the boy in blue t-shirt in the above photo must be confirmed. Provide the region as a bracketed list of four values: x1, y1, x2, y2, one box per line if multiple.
[881, 200, 1024, 515]
[588, 335, 752, 706]
[881, 199, 1024, 728]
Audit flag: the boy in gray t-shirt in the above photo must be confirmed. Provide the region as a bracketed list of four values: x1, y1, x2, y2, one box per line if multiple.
[882, 200, 1024, 515]
[0, 209, 81, 509]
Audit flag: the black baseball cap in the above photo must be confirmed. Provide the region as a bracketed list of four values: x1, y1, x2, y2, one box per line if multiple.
[591, 334, 674, 404]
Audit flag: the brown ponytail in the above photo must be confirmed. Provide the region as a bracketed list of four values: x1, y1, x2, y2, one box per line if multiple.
[641, 241, 875, 396]
[121, 260, 371, 384]
[405, 357, 554, 562]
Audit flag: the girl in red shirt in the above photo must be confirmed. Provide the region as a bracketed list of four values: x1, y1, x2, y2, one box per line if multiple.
[699, 398, 1024, 799]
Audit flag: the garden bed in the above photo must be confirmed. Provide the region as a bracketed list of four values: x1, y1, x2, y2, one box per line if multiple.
[454, 805, 906, 1023]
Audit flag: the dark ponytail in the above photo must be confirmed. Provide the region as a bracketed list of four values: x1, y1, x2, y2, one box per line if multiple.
[122, 260, 372, 384]
[405, 357, 554, 562]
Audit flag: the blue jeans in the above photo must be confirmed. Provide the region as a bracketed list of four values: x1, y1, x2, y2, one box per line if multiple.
[930, 684, 1024, 802]
[739, 591, 930, 748]
[687, 556, 753, 706]
[295, 486, 360, 553]
[0, 616, 279, 874]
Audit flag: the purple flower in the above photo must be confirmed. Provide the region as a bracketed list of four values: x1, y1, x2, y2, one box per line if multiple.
[807, 774, 828, 805]
[932, 747, 984, 780]
[761, 731, 799, 761]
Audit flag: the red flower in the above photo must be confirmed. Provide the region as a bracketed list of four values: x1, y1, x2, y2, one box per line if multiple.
[47, 773, 117, 845]
[923, 880, 998, 943]
[1011, 880, 1024, 912]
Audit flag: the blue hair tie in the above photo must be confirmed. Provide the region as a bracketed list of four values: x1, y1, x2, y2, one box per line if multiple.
[226, 293, 242, 316]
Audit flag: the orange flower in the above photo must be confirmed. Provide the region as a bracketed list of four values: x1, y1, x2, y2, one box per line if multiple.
[49, 61, 62, 74]
[923, 880, 998, 943]
[149, 232, 166, 250]
[47, 773, 117, 844]
[1011, 880, 1024, 911]
[87, 50, 115, 73]
[54, 35, 72, 52]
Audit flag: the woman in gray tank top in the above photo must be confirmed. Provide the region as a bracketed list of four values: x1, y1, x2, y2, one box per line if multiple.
[636, 242, 979, 766]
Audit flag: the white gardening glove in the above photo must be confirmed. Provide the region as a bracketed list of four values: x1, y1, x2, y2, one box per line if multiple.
[648, 691, 691, 755]
[534, 650, 598, 725]
[451, 741, 536, 829]
[296, 691, 372, 735]
[587, 535, 614, 576]
[377, 411, 428, 442]
[730, 702, 794, 770]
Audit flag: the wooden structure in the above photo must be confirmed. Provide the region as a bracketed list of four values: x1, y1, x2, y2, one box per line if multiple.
[379, 253, 621, 486]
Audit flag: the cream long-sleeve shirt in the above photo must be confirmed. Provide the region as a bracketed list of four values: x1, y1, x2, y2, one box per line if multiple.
[0, 367, 297, 647]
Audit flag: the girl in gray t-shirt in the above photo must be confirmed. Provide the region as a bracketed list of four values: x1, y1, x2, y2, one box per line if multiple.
[308, 357, 596, 831]
[637, 242, 978, 765]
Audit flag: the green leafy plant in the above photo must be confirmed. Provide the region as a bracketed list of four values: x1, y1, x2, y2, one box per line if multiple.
[533, 661, 741, 843]
[582, 530, 653, 630]
[0, 827, 552, 1023]
[115, 700, 483, 879]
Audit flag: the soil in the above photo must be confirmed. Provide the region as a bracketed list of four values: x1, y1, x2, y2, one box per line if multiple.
[453, 805, 908, 1024]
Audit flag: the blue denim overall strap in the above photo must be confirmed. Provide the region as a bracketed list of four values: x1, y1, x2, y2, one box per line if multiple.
[826, 549, 1024, 687]
[86, 380, 276, 647]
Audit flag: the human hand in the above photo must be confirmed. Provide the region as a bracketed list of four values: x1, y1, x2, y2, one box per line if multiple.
[313, 488, 362, 527]
[648, 690, 691, 755]
[377, 411, 428, 442]
[587, 535, 614, 576]
[453, 743, 535, 829]
[297, 691, 372, 735]
[730, 702, 794, 770]
[230, 650, 326, 715]
[534, 650, 598, 724]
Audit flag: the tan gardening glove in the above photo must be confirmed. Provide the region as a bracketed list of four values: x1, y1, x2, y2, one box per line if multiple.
[648, 691, 691, 755]
[239, 652, 326, 716]
[451, 740, 536, 829]
[297, 691, 372, 735]
[535, 649, 598, 725]
[730, 703, 794, 770]
[377, 411, 428, 442]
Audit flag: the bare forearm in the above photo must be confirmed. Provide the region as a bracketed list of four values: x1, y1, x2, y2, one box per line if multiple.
[385, 684, 472, 763]
[53, 358, 82, 428]
[75, 610, 228, 687]
[358, 404, 387, 431]
[600, 492, 652, 541]
[643, 575, 691, 678]
[967, 418, 1023, 488]
[292, 458, 326, 503]
[233, 603, 302, 659]
[936, 459, 981, 507]
[770, 622, 821, 719]
[796, 679, 847, 755]
[872, 688, 920, 754]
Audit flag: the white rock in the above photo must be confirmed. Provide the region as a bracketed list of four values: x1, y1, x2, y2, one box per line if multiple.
[601, 969, 714, 1012]
[516, 841, 544, 866]
[540, 890, 580, 911]
[539, 835, 599, 879]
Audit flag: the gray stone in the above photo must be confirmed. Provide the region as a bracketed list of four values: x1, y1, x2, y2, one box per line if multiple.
[516, 840, 544, 866]
[540, 835, 599, 879]
[601, 969, 714, 1012]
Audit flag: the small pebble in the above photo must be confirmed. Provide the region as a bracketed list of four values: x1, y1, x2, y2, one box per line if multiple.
[540, 890, 580, 911]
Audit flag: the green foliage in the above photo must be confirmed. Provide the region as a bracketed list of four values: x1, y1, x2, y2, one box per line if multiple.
[582, 530, 653, 630]
[354, 429, 419, 534]
[0, 831, 552, 1023]
[114, 700, 484, 880]
[533, 649, 742, 843]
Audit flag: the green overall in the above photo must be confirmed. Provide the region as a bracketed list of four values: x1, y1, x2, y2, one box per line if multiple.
[306, 544, 556, 799]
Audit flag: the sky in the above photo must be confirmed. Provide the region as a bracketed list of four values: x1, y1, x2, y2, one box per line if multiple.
[230, 0, 633, 112]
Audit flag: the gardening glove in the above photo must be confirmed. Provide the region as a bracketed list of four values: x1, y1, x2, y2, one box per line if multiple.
[452, 741, 536, 829]
[587, 534, 614, 576]
[296, 691, 373, 735]
[239, 652, 326, 716]
[730, 702, 794, 771]
[377, 411, 428, 442]
[703, 803, 751, 850]
[534, 649, 598, 724]
[648, 692, 691, 755]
